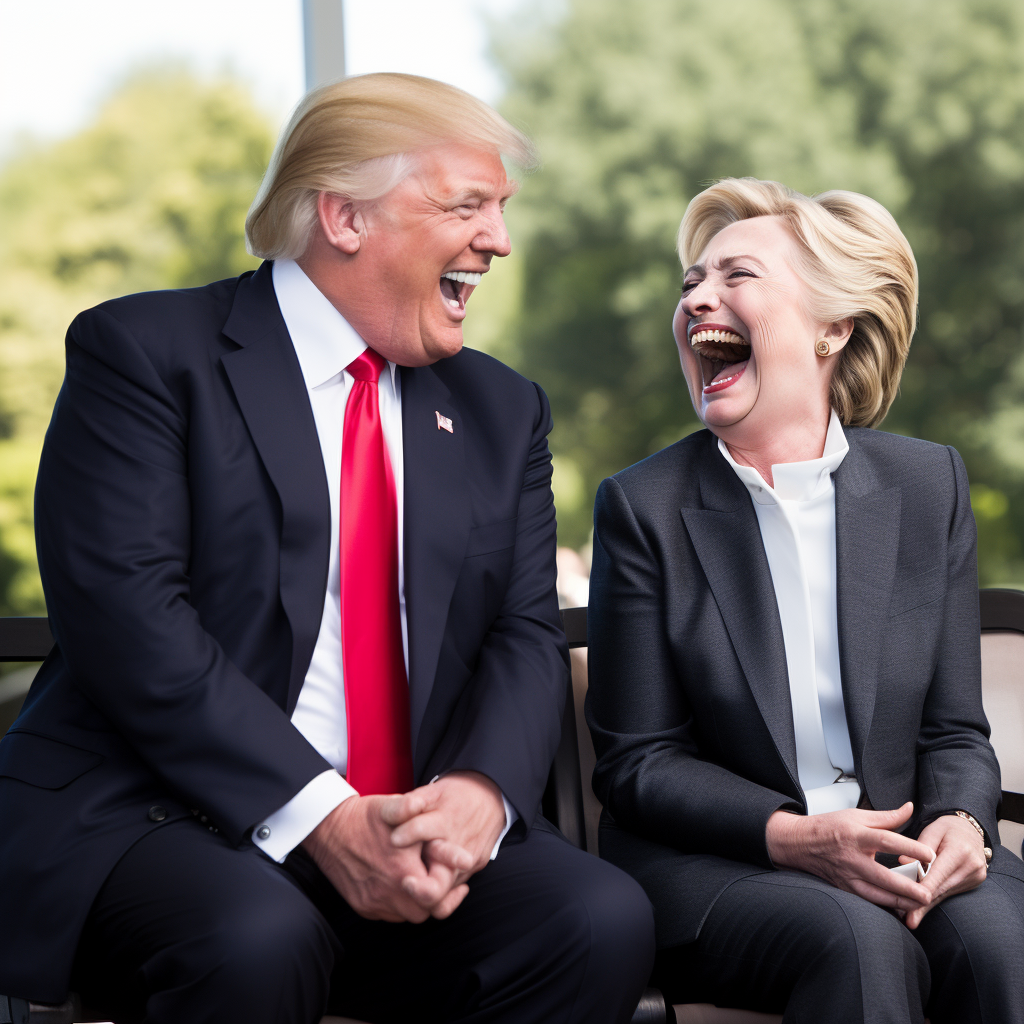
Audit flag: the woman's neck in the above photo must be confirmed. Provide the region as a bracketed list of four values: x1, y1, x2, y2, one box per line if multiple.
[721, 410, 831, 489]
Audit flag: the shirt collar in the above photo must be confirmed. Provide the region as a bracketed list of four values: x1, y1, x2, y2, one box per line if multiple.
[272, 259, 397, 391]
[718, 410, 849, 505]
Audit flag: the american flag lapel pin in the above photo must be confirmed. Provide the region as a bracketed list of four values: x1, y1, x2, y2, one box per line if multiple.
[435, 411, 454, 434]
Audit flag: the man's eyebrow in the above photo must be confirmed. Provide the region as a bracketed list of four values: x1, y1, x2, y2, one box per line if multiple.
[444, 180, 521, 205]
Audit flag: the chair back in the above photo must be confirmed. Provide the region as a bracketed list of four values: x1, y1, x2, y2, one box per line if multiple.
[980, 589, 1024, 856]
[0, 617, 54, 738]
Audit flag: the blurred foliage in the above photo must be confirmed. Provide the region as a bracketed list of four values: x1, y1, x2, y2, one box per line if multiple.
[0, 68, 271, 613]
[484, 0, 1024, 583]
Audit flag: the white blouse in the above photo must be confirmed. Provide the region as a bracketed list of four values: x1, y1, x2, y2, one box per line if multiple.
[719, 412, 861, 815]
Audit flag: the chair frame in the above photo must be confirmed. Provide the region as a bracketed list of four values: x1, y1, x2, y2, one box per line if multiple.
[979, 588, 1024, 826]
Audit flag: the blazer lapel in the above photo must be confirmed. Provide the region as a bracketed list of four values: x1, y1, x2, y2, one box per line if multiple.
[680, 443, 800, 790]
[400, 364, 471, 771]
[220, 263, 331, 712]
[834, 432, 900, 762]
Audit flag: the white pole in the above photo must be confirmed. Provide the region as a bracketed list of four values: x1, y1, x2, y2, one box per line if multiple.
[303, 0, 346, 91]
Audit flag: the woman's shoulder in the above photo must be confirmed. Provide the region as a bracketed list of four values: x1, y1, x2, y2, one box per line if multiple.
[608, 429, 714, 492]
[844, 426, 966, 496]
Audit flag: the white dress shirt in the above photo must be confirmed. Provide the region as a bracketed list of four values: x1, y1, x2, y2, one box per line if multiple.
[253, 259, 514, 861]
[719, 411, 862, 815]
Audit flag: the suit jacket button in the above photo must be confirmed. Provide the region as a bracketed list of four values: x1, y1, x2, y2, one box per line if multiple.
[256, 826, 271, 840]
[148, 806, 167, 822]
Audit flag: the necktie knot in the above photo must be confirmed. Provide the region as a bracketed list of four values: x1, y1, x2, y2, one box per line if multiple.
[347, 348, 387, 383]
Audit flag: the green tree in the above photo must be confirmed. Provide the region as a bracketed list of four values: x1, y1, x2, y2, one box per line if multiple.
[488, 0, 1024, 580]
[0, 68, 273, 613]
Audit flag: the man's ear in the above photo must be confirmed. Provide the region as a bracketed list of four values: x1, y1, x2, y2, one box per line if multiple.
[317, 192, 364, 255]
[823, 317, 855, 356]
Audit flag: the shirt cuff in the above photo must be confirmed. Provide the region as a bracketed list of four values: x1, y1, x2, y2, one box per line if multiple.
[490, 792, 519, 860]
[252, 769, 357, 863]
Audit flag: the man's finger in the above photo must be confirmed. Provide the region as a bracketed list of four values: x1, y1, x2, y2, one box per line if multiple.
[401, 869, 453, 909]
[423, 838, 475, 873]
[390, 809, 449, 847]
[379, 789, 433, 827]
[430, 883, 470, 920]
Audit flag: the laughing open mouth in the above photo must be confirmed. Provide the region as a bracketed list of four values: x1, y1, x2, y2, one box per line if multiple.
[440, 270, 482, 313]
[689, 326, 752, 394]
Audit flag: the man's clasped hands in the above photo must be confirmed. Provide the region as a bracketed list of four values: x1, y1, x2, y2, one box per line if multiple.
[302, 770, 507, 923]
[766, 802, 990, 928]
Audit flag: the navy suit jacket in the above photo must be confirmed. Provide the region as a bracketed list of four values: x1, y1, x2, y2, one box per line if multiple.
[0, 262, 569, 1002]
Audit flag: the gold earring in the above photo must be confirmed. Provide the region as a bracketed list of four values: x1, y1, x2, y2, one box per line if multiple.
[815, 339, 831, 357]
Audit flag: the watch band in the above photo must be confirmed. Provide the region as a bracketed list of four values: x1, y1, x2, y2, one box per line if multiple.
[954, 810, 993, 863]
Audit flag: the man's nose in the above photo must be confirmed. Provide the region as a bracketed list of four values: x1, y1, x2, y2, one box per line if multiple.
[681, 279, 721, 316]
[472, 209, 512, 257]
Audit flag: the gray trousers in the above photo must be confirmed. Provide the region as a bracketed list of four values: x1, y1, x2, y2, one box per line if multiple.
[654, 845, 1024, 1024]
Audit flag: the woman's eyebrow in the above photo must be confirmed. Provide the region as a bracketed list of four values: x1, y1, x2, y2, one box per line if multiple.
[714, 253, 769, 272]
[683, 263, 706, 278]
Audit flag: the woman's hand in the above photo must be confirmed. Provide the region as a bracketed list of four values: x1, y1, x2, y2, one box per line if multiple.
[900, 814, 988, 929]
[766, 801, 935, 915]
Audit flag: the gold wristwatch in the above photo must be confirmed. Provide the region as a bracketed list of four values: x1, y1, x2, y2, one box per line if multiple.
[954, 810, 993, 864]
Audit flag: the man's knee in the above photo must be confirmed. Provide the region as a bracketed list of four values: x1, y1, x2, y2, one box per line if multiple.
[549, 854, 656, 988]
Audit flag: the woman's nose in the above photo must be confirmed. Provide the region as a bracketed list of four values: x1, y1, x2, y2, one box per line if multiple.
[681, 279, 721, 316]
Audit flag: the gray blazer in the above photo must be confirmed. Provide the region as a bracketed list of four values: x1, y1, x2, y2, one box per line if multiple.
[586, 426, 1024, 948]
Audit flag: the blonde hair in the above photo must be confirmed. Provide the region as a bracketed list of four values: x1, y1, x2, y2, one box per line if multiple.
[677, 178, 918, 428]
[246, 73, 537, 260]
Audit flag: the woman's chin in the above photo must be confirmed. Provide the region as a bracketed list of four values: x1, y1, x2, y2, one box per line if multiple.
[700, 389, 755, 428]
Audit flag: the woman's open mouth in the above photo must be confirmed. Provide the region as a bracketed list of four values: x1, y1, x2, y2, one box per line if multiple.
[439, 270, 482, 317]
[688, 324, 751, 395]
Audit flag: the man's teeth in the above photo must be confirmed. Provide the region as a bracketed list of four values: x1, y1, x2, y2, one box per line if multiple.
[442, 271, 483, 285]
[690, 329, 744, 347]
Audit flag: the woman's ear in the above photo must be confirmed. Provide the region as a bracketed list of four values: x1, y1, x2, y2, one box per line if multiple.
[822, 317, 855, 355]
[317, 191, 364, 255]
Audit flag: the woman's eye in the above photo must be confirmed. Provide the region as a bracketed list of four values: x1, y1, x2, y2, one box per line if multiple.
[728, 269, 754, 280]
[682, 280, 697, 293]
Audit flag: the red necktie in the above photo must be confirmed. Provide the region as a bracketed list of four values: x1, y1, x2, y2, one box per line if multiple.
[341, 349, 413, 795]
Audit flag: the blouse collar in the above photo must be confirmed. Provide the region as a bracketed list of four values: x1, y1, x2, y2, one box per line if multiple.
[718, 410, 849, 506]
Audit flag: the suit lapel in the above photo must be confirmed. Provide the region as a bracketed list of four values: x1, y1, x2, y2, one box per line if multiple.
[220, 263, 331, 712]
[834, 432, 900, 761]
[400, 364, 471, 771]
[680, 442, 800, 789]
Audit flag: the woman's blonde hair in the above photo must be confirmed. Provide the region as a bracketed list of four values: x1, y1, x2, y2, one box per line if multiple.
[677, 178, 918, 428]
[246, 73, 537, 261]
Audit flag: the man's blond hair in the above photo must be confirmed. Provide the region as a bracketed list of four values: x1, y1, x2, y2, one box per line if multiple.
[678, 178, 918, 428]
[246, 73, 537, 261]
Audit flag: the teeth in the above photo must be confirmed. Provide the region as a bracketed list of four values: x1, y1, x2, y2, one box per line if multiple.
[689, 328, 745, 347]
[442, 271, 482, 286]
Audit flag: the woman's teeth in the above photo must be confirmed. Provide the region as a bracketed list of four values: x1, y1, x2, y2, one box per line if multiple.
[690, 329, 744, 346]
[442, 271, 483, 285]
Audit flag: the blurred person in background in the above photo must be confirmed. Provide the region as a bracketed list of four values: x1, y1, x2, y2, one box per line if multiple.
[0, 73, 654, 1024]
[586, 177, 1024, 1023]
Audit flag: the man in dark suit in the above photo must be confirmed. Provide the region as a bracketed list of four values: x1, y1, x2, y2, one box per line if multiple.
[0, 73, 654, 1024]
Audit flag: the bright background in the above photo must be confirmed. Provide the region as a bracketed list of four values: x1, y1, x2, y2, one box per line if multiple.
[2, 0, 1024, 618]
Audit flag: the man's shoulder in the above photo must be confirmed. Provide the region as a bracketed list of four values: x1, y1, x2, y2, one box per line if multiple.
[432, 346, 537, 395]
[72, 274, 248, 359]
[428, 347, 546, 428]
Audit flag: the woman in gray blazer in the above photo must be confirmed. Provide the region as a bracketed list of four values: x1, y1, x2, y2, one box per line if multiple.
[587, 177, 1024, 1024]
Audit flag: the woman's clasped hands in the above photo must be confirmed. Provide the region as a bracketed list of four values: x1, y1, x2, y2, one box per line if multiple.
[765, 801, 988, 928]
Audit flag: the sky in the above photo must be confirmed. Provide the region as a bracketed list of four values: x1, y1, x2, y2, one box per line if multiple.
[0, 0, 523, 148]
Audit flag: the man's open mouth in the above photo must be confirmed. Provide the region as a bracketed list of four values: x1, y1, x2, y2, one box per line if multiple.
[689, 325, 751, 394]
[440, 270, 482, 314]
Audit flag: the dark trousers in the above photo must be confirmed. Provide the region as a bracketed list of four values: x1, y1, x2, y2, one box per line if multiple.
[72, 816, 655, 1024]
[654, 845, 1024, 1024]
